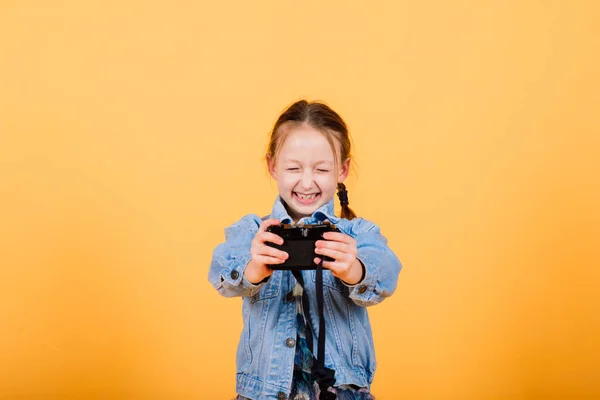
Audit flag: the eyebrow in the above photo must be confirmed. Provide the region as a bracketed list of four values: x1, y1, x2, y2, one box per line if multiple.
[283, 159, 334, 165]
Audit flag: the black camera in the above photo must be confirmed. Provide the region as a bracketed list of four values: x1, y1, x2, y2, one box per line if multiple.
[266, 223, 340, 270]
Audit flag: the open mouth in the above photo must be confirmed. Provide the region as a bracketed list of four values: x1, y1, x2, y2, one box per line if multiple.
[293, 192, 321, 205]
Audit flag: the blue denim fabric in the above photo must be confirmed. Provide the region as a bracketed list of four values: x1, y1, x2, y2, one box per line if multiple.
[208, 196, 402, 400]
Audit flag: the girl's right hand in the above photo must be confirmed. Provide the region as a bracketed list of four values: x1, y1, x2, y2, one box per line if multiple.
[244, 218, 288, 284]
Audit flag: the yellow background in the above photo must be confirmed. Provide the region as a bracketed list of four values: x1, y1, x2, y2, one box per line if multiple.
[1, 1, 599, 399]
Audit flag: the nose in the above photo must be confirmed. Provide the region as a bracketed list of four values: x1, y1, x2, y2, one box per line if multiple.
[300, 170, 314, 190]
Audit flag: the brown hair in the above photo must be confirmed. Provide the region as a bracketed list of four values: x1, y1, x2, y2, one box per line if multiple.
[266, 100, 357, 220]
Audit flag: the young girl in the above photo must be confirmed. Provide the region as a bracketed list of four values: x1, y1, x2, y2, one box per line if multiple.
[208, 100, 402, 400]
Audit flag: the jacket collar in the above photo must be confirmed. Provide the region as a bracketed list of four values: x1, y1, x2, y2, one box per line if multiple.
[270, 195, 338, 224]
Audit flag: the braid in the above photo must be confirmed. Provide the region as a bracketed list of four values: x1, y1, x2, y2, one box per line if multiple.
[337, 183, 357, 220]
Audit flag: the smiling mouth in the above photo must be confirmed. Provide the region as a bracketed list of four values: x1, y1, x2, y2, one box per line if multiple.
[294, 192, 321, 204]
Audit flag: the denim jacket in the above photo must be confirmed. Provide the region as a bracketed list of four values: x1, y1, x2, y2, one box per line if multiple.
[208, 196, 402, 400]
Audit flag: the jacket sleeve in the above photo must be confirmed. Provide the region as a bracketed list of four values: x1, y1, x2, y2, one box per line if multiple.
[208, 214, 266, 298]
[343, 218, 402, 307]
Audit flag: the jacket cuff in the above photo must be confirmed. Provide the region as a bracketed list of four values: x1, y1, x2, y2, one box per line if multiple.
[346, 255, 381, 304]
[221, 257, 265, 296]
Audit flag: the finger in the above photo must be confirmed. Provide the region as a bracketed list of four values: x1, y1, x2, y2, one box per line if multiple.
[256, 245, 288, 260]
[258, 231, 285, 246]
[322, 231, 354, 244]
[259, 218, 282, 233]
[314, 247, 349, 262]
[313, 257, 340, 273]
[313, 257, 333, 270]
[315, 240, 356, 255]
[256, 255, 288, 265]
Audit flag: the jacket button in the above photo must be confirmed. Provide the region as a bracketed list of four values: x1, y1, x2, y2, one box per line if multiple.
[285, 337, 296, 347]
[357, 285, 367, 294]
[286, 292, 294, 302]
[277, 392, 287, 400]
[230, 270, 239, 280]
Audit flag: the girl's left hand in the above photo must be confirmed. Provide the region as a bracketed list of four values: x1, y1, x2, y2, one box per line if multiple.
[314, 231, 364, 285]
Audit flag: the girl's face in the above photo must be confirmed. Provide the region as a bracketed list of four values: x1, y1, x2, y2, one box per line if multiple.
[268, 124, 349, 222]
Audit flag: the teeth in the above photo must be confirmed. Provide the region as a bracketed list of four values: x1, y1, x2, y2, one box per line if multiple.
[297, 193, 318, 200]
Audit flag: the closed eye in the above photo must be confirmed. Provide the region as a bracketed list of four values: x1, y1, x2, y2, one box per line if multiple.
[316, 169, 330, 172]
